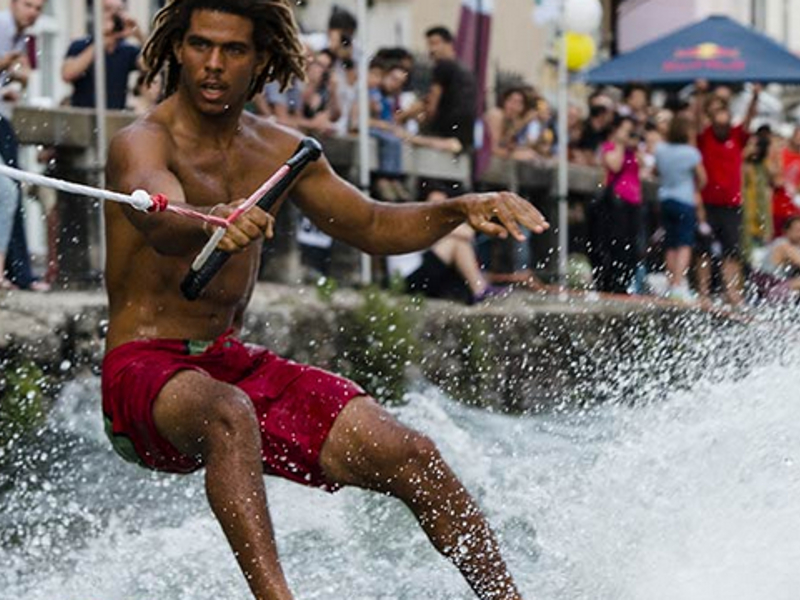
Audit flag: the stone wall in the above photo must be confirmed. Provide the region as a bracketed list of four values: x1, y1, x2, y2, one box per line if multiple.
[0, 285, 756, 413]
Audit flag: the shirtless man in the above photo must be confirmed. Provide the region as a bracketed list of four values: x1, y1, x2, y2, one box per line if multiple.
[102, 2, 548, 599]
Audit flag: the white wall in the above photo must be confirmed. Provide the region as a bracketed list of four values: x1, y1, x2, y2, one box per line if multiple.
[618, 0, 701, 52]
[618, 0, 800, 54]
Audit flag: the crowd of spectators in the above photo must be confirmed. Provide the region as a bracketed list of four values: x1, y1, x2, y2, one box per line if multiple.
[1, 1, 799, 307]
[574, 79, 800, 307]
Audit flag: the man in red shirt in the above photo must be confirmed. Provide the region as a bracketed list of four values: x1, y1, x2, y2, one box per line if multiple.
[694, 81, 760, 305]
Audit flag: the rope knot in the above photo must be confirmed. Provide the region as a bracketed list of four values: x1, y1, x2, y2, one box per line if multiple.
[148, 193, 169, 213]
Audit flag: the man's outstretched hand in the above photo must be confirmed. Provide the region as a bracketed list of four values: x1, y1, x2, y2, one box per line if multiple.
[459, 192, 550, 241]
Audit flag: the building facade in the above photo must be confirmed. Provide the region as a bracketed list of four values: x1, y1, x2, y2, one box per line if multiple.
[0, 0, 561, 108]
[2, 0, 791, 112]
[618, 0, 800, 53]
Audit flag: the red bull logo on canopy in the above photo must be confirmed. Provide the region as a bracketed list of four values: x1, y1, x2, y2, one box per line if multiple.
[663, 42, 746, 73]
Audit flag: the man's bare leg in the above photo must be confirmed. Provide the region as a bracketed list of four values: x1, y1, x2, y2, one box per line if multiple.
[152, 371, 294, 600]
[721, 256, 744, 306]
[432, 238, 488, 296]
[320, 396, 522, 600]
[696, 252, 712, 301]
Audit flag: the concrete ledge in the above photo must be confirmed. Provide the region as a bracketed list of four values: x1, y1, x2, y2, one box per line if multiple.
[0, 285, 755, 412]
[13, 105, 134, 149]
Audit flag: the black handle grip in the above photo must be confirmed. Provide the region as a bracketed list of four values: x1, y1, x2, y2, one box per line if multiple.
[181, 137, 323, 301]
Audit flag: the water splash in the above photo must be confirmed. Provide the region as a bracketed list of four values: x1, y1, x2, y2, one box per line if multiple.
[1, 314, 799, 600]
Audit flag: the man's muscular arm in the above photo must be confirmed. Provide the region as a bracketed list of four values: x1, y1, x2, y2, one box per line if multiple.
[107, 125, 273, 257]
[106, 125, 209, 256]
[291, 155, 549, 256]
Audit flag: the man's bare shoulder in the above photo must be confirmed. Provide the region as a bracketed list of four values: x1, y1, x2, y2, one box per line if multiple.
[242, 112, 307, 155]
[109, 108, 175, 162]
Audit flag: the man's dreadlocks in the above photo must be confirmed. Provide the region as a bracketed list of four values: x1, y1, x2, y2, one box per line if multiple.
[142, 0, 306, 99]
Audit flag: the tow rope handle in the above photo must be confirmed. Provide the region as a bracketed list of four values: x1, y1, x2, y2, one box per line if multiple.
[180, 137, 323, 301]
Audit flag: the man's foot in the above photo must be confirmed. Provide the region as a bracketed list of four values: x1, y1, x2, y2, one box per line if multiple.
[666, 285, 696, 304]
[27, 280, 51, 293]
[0, 278, 17, 291]
[472, 284, 508, 304]
[375, 178, 399, 202]
[391, 180, 413, 202]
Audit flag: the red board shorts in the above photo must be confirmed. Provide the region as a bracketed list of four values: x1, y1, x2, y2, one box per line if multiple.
[101, 332, 365, 491]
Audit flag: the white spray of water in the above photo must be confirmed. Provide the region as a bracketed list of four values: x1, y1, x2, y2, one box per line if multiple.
[1, 328, 799, 600]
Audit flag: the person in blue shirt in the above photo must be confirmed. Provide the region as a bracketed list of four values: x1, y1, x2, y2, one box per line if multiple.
[654, 113, 707, 302]
[61, 0, 145, 110]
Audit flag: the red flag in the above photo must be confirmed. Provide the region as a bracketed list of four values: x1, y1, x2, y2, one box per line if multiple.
[455, 0, 493, 178]
[455, 0, 492, 116]
[25, 35, 37, 70]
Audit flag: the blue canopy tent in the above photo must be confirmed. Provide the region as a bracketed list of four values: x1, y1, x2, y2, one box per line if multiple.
[585, 15, 800, 86]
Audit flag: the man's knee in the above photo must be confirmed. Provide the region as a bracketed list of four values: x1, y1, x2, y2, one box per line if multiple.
[155, 373, 259, 458]
[394, 431, 441, 470]
[205, 390, 259, 439]
[382, 430, 447, 493]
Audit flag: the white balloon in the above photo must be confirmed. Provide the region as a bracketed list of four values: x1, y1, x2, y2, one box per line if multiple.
[565, 0, 603, 34]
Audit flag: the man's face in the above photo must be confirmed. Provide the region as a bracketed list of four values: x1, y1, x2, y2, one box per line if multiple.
[627, 89, 647, 111]
[425, 190, 449, 203]
[306, 52, 331, 86]
[711, 108, 732, 139]
[786, 220, 800, 245]
[790, 128, 800, 148]
[382, 68, 407, 95]
[102, 0, 125, 35]
[175, 10, 265, 116]
[427, 34, 452, 61]
[11, 0, 45, 30]
[503, 92, 525, 118]
[328, 28, 354, 60]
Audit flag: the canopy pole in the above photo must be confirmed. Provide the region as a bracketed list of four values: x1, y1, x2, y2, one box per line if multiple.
[92, 0, 108, 271]
[92, 1, 107, 185]
[556, 1, 569, 292]
[356, 0, 372, 285]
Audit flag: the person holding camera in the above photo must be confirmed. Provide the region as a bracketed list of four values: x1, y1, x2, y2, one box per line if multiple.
[589, 114, 645, 294]
[62, 0, 145, 110]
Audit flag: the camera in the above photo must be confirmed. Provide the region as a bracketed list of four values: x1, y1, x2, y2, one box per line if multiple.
[112, 13, 125, 33]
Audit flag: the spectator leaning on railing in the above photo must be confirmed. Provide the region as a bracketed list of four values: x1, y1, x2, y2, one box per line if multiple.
[397, 26, 477, 155]
[368, 59, 411, 202]
[485, 87, 540, 162]
[297, 49, 341, 136]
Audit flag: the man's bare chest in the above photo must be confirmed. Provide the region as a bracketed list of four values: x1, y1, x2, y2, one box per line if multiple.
[171, 147, 279, 209]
